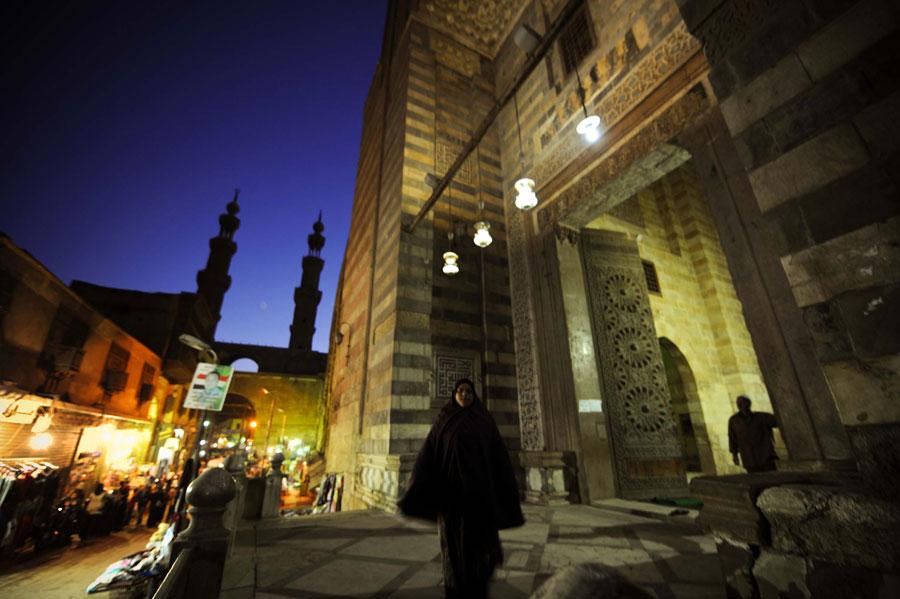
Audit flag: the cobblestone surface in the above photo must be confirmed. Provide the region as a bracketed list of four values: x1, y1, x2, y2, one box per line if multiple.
[0, 529, 152, 599]
[222, 501, 725, 598]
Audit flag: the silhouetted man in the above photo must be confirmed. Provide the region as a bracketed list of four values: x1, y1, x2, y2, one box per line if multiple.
[728, 395, 778, 472]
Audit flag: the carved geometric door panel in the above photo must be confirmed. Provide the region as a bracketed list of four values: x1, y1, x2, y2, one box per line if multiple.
[579, 229, 688, 499]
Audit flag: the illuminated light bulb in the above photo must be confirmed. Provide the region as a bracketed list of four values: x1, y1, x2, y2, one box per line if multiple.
[514, 178, 538, 210]
[473, 221, 493, 248]
[576, 115, 602, 144]
[203, 420, 210, 427]
[442, 251, 459, 275]
[200, 439, 207, 445]
[30, 432, 53, 450]
[199, 450, 207, 457]
[249, 420, 257, 429]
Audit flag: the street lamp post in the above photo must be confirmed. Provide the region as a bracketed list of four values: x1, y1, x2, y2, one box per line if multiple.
[262, 388, 276, 455]
[176, 334, 218, 516]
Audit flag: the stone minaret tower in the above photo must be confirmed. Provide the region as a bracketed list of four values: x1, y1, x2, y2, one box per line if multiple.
[289, 212, 325, 351]
[196, 189, 241, 326]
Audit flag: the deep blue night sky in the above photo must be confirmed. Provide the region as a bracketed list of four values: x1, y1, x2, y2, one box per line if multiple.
[1, 1, 387, 355]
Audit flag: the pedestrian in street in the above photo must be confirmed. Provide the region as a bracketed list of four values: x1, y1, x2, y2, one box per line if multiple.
[145, 483, 167, 528]
[399, 378, 524, 599]
[85, 483, 110, 538]
[728, 395, 779, 472]
[112, 480, 130, 531]
[133, 482, 151, 527]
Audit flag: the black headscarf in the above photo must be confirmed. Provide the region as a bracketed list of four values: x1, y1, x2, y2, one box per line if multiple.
[398, 378, 524, 530]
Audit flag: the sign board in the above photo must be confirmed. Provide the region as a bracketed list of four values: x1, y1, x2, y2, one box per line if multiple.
[183, 363, 234, 412]
[0, 390, 51, 425]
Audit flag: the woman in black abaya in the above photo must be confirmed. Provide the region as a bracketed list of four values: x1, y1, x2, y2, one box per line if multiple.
[398, 378, 524, 599]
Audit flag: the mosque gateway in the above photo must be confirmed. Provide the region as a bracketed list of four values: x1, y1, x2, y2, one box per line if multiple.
[324, 1, 899, 594]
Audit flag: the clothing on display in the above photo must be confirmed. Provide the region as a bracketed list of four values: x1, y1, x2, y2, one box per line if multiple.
[0, 461, 61, 555]
[86, 522, 176, 594]
[312, 473, 343, 514]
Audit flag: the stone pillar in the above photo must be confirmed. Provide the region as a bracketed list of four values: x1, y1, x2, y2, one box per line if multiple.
[261, 453, 285, 518]
[164, 467, 236, 599]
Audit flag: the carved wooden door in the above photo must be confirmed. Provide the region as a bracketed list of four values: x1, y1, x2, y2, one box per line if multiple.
[580, 229, 687, 498]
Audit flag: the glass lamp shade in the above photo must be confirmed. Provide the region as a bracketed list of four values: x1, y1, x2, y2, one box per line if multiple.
[514, 178, 538, 210]
[473, 221, 493, 248]
[442, 251, 460, 275]
[576, 114, 601, 143]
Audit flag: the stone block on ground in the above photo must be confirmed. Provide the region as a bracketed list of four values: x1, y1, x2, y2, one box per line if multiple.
[756, 483, 900, 572]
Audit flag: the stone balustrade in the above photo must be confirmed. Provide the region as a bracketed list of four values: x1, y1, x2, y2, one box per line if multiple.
[152, 466, 236, 599]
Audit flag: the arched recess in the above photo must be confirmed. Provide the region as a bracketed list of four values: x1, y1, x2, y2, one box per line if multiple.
[659, 337, 714, 474]
[230, 358, 260, 373]
[211, 393, 257, 439]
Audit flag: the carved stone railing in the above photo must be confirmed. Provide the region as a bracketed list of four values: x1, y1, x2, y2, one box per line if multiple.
[152, 467, 236, 599]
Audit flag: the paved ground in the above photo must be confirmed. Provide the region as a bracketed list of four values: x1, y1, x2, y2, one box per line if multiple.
[0, 529, 153, 599]
[221, 501, 725, 598]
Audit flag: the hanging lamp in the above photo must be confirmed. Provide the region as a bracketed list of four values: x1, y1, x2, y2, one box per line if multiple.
[513, 94, 539, 210]
[472, 146, 493, 248]
[442, 173, 460, 275]
[442, 247, 460, 275]
[473, 218, 492, 248]
[575, 69, 601, 144]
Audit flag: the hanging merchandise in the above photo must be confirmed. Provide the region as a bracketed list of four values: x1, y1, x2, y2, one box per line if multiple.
[86, 521, 176, 595]
[0, 461, 62, 557]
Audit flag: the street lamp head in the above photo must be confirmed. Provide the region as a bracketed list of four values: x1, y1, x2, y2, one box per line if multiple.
[178, 333, 211, 352]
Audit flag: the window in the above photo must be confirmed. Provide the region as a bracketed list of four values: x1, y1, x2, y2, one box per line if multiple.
[559, 2, 596, 74]
[103, 343, 130, 393]
[0, 268, 15, 319]
[137, 362, 156, 402]
[642, 260, 661, 294]
[44, 305, 89, 350]
[42, 305, 89, 373]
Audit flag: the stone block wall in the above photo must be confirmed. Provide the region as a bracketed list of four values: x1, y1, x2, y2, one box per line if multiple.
[678, 0, 899, 477]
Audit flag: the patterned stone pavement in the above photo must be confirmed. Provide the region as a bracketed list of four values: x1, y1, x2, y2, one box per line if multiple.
[221, 502, 724, 599]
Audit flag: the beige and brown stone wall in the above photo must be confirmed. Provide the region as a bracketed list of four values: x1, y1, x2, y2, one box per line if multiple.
[583, 163, 778, 474]
[324, 68, 385, 508]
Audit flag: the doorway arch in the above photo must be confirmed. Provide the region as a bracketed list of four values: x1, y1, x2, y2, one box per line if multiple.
[659, 337, 714, 473]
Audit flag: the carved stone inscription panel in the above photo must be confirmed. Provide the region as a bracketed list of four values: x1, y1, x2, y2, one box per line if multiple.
[580, 229, 687, 498]
[436, 354, 475, 399]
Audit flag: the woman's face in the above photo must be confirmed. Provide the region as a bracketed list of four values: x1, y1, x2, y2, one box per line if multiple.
[454, 383, 474, 408]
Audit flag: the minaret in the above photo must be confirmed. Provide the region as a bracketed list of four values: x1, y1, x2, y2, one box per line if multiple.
[196, 189, 241, 326]
[289, 212, 326, 351]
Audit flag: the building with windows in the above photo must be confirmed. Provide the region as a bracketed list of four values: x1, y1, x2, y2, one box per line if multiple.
[0, 233, 189, 492]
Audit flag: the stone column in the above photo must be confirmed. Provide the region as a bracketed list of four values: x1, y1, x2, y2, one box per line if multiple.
[261, 453, 285, 518]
